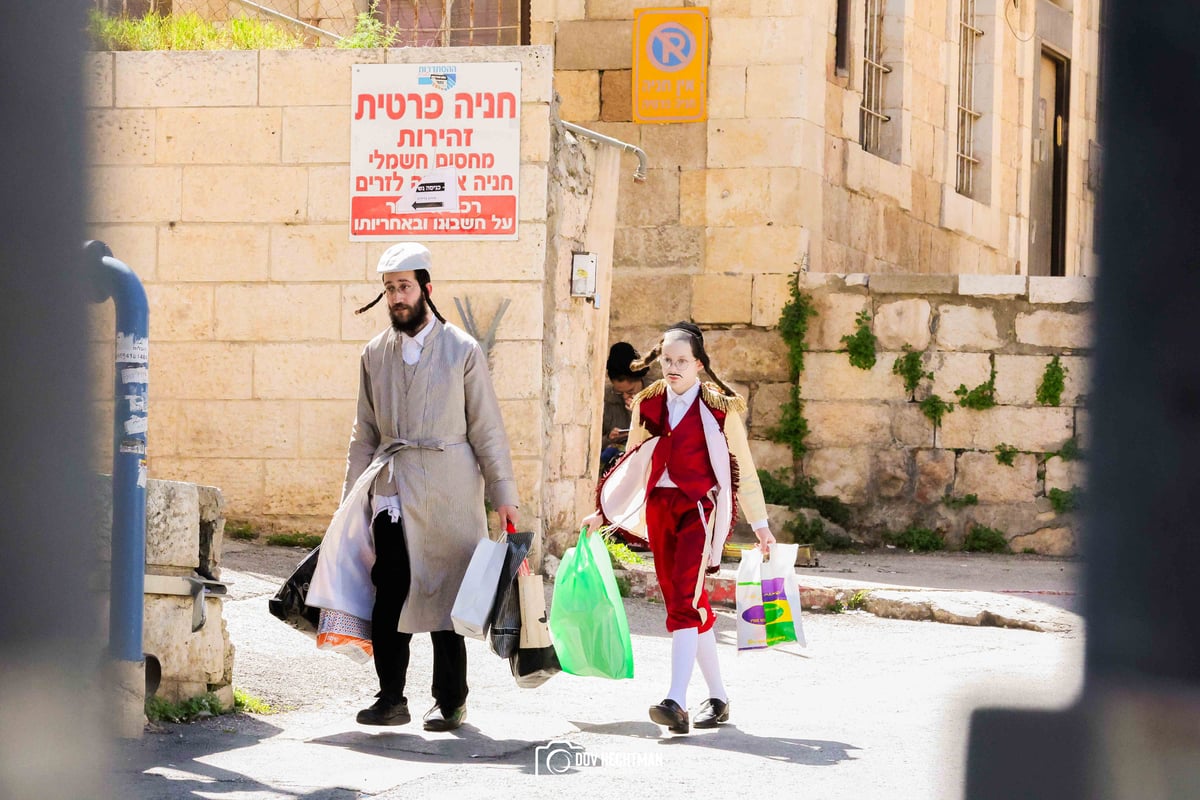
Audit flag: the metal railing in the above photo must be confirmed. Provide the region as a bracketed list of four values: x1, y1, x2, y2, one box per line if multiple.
[860, 0, 892, 155]
[956, 0, 985, 197]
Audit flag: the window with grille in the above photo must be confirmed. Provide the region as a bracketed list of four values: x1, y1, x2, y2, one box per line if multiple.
[956, 0, 984, 197]
[859, 0, 891, 155]
[376, 0, 525, 46]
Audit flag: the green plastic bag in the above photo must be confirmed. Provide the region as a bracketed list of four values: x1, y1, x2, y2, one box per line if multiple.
[548, 527, 634, 679]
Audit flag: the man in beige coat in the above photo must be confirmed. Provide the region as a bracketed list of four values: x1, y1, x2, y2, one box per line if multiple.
[344, 242, 519, 731]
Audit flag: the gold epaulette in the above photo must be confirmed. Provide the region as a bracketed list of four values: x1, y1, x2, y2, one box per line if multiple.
[702, 382, 747, 415]
[633, 379, 667, 404]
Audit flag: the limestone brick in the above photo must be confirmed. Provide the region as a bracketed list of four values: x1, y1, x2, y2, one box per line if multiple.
[258, 49, 384, 107]
[86, 224, 158, 281]
[438, 281, 545, 341]
[519, 163, 549, 223]
[767, 167, 822, 228]
[144, 283, 214, 341]
[708, 118, 817, 170]
[747, 382, 791, 437]
[85, 53, 113, 108]
[706, 226, 809, 274]
[1028, 276, 1093, 304]
[1045, 456, 1087, 492]
[1014, 310, 1092, 349]
[268, 225, 365, 282]
[610, 273, 692, 327]
[873, 449, 912, 499]
[380, 46, 553, 105]
[929, 352, 992, 399]
[587, 0, 684, 18]
[800, 353, 903, 401]
[914, 448, 955, 503]
[556, 21, 633, 71]
[893, 405, 935, 448]
[262, 459, 343, 516]
[114, 51, 259, 108]
[994, 354, 1090, 407]
[614, 226, 703, 271]
[709, 0, 753, 15]
[708, 66, 746, 119]
[748, 437, 795, 476]
[145, 479, 201, 570]
[182, 166, 308, 223]
[874, 299, 932, 351]
[745, 64, 809, 119]
[599, 70, 632, 123]
[307, 166, 351, 223]
[299, 400, 356, 459]
[679, 170, 705, 226]
[158, 224, 269, 283]
[88, 109, 155, 165]
[934, 304, 1003, 351]
[869, 274, 957, 294]
[1009, 527, 1076, 557]
[147, 399, 182, 459]
[252, 343, 363, 400]
[953, 451, 1038, 503]
[958, 274, 1028, 297]
[521, 103, 553, 164]
[805, 291, 869, 351]
[178, 401, 299, 458]
[692, 274, 752, 324]
[710, 17, 812, 67]
[153, 343, 254, 400]
[215, 285, 341, 341]
[490, 341, 544, 400]
[1075, 408, 1090, 448]
[803, 447, 870, 503]
[639, 123, 707, 170]
[705, 168, 771, 227]
[752, 273, 796, 327]
[410, 225, 548, 281]
[704, 329, 791, 382]
[512, 456, 545, 516]
[554, 70, 600, 121]
[498, 398, 543, 458]
[617, 168, 679, 227]
[939, 406, 1074, 452]
[150, 458, 265, 515]
[143, 595, 226, 689]
[805, 401, 893, 447]
[87, 167, 181, 223]
[281, 107, 349, 164]
[154, 108, 281, 165]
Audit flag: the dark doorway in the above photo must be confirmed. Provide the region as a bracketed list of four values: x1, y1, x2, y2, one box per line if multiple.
[1029, 49, 1070, 276]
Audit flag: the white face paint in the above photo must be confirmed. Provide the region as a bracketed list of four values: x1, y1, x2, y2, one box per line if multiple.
[659, 333, 701, 393]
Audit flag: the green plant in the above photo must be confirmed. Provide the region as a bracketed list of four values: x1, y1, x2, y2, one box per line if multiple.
[233, 689, 275, 715]
[768, 279, 817, 459]
[824, 600, 846, 614]
[995, 443, 1019, 466]
[226, 522, 258, 541]
[266, 532, 323, 549]
[1037, 355, 1068, 406]
[942, 493, 979, 509]
[1048, 487, 1081, 514]
[758, 469, 852, 528]
[605, 539, 645, 568]
[613, 573, 632, 598]
[87, 10, 304, 51]
[1022, 547, 1037, 555]
[919, 394, 954, 427]
[885, 525, 945, 553]
[846, 589, 870, 611]
[892, 346, 933, 398]
[962, 525, 1010, 553]
[841, 309, 878, 370]
[145, 692, 228, 723]
[785, 514, 855, 552]
[1055, 437, 1082, 462]
[337, 1, 401, 48]
[954, 360, 997, 410]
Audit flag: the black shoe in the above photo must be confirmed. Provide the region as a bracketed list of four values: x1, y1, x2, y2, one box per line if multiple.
[423, 703, 467, 732]
[648, 699, 689, 734]
[693, 697, 730, 729]
[356, 696, 411, 726]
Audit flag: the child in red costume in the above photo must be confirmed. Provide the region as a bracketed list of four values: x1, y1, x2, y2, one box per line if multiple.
[582, 322, 775, 734]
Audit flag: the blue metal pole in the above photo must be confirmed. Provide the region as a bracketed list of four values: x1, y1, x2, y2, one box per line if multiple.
[87, 240, 149, 664]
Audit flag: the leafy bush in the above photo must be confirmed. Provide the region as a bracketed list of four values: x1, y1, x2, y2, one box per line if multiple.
[892, 346, 932, 397]
[841, 310, 878, 370]
[1048, 487, 1081, 514]
[88, 10, 304, 51]
[995, 444, 1018, 466]
[962, 525, 1010, 553]
[234, 689, 275, 715]
[145, 692, 227, 723]
[955, 361, 998, 410]
[785, 514, 855, 552]
[885, 525, 945, 553]
[605, 539, 645, 568]
[919, 394, 954, 427]
[266, 532, 323, 549]
[758, 469, 851, 527]
[942, 493, 979, 509]
[846, 589, 870, 611]
[1037, 355, 1068, 406]
[226, 522, 258, 541]
[337, 2, 401, 48]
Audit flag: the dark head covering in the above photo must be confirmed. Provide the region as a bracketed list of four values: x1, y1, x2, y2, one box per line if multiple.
[606, 341, 649, 381]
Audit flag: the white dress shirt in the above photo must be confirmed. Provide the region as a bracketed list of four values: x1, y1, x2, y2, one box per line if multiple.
[655, 381, 702, 490]
[373, 316, 437, 522]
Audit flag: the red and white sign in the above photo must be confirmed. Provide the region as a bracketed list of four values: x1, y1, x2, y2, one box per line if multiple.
[350, 62, 521, 241]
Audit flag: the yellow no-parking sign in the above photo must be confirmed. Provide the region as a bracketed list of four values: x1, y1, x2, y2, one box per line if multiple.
[632, 7, 709, 123]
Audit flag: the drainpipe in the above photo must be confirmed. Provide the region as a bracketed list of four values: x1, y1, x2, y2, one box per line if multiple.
[561, 121, 649, 183]
[86, 239, 150, 737]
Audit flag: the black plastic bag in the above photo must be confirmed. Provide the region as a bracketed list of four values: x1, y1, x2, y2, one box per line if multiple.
[510, 644, 561, 689]
[268, 545, 321, 634]
[488, 531, 532, 659]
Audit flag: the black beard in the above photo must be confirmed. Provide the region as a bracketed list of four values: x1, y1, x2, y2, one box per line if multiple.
[389, 292, 430, 335]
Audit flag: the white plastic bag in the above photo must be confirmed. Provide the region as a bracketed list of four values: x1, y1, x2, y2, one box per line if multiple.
[736, 543, 806, 651]
[451, 537, 507, 639]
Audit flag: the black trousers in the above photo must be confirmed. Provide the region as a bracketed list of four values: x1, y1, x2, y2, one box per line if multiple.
[370, 512, 468, 709]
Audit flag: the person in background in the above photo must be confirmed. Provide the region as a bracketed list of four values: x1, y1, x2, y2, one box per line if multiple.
[599, 342, 649, 474]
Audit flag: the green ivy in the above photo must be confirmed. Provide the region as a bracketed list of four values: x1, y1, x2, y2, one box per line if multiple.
[1037, 355, 1068, 406]
[758, 468, 852, 528]
[841, 309, 878, 370]
[963, 525, 1010, 553]
[995, 443, 1018, 466]
[955, 358, 997, 410]
[892, 346, 933, 398]
[919, 394, 954, 427]
[768, 279, 816, 459]
[1055, 437, 1082, 462]
[942, 493, 979, 509]
[1048, 487, 1081, 514]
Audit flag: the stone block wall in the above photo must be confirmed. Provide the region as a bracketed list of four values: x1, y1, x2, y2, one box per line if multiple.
[797, 272, 1091, 555]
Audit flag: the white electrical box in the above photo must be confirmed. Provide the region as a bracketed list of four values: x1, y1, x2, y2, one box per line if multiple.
[571, 252, 598, 301]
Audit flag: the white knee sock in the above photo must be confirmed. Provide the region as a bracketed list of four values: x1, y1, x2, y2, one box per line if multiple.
[696, 628, 728, 702]
[667, 628, 699, 707]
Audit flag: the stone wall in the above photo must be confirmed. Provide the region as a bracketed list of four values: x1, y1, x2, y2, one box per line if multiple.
[797, 272, 1090, 554]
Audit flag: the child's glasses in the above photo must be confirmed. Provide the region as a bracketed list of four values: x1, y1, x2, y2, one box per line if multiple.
[659, 356, 697, 370]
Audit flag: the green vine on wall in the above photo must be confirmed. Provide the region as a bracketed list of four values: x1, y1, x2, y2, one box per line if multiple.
[954, 356, 998, 410]
[892, 346, 933, 400]
[1037, 355, 1068, 406]
[841, 310, 878, 370]
[919, 394, 954, 427]
[995, 443, 1018, 466]
[768, 277, 817, 459]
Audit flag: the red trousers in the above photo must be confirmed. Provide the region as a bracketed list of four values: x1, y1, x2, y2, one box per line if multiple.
[646, 487, 715, 634]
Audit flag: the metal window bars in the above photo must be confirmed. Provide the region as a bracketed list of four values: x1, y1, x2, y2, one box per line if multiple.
[860, 0, 892, 155]
[956, 0, 985, 196]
